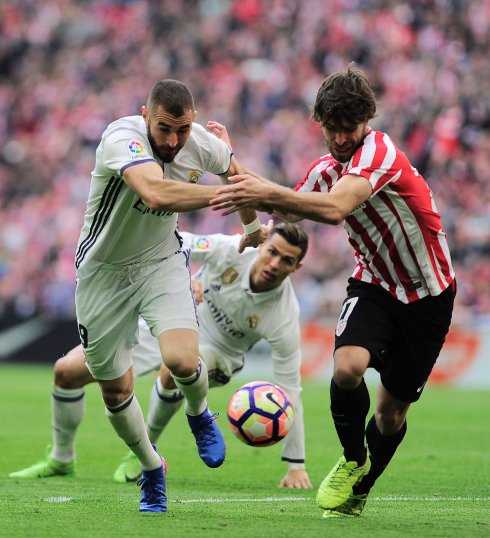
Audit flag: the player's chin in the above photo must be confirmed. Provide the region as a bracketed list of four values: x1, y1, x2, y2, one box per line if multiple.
[158, 149, 179, 162]
[332, 148, 354, 162]
[261, 273, 277, 286]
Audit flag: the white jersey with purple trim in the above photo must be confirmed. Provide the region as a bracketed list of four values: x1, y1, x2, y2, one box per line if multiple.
[181, 231, 306, 465]
[75, 116, 231, 275]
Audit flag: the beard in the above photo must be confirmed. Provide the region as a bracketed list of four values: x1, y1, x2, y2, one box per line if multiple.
[327, 129, 367, 162]
[330, 146, 357, 162]
[147, 128, 180, 163]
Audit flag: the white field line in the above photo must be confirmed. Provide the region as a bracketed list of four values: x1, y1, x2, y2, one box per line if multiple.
[44, 495, 490, 504]
[171, 496, 490, 503]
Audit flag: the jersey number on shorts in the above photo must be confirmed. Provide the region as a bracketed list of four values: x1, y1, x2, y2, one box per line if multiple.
[78, 323, 89, 348]
[336, 297, 359, 337]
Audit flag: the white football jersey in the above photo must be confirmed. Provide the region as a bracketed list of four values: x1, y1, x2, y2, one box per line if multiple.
[181, 231, 306, 465]
[75, 116, 231, 275]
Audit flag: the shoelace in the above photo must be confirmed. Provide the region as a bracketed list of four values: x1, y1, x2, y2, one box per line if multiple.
[137, 475, 166, 495]
[328, 462, 357, 491]
[191, 412, 219, 447]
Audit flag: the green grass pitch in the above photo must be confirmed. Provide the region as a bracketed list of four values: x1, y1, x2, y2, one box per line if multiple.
[0, 363, 488, 537]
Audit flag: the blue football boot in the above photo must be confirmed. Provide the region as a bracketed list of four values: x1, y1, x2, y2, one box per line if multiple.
[187, 407, 226, 468]
[137, 446, 167, 512]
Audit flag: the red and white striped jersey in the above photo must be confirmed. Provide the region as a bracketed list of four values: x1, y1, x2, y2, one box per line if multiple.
[295, 127, 455, 303]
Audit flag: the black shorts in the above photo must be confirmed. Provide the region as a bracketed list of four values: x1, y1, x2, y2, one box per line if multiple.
[334, 278, 455, 403]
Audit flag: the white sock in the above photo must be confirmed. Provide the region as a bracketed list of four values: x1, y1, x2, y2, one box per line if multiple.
[105, 394, 162, 471]
[172, 359, 209, 416]
[51, 385, 85, 463]
[146, 377, 184, 444]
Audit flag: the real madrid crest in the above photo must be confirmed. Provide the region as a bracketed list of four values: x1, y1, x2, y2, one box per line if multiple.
[189, 170, 200, 183]
[246, 315, 259, 329]
[221, 267, 239, 284]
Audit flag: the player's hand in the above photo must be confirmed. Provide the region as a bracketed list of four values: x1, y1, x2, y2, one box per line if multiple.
[238, 219, 274, 253]
[191, 279, 203, 304]
[207, 121, 232, 150]
[278, 469, 313, 489]
[210, 174, 276, 216]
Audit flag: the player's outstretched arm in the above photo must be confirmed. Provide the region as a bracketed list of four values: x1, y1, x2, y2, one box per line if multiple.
[211, 172, 372, 224]
[123, 161, 219, 212]
[279, 468, 313, 489]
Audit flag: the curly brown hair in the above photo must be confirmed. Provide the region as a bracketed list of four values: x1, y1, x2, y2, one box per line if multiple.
[313, 63, 377, 126]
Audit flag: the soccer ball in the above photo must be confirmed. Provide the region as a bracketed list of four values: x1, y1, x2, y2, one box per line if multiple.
[227, 381, 294, 447]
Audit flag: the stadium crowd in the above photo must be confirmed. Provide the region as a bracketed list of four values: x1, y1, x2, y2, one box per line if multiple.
[0, 0, 489, 328]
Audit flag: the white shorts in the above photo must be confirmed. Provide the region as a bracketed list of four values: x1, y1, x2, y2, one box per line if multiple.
[133, 319, 245, 387]
[75, 251, 198, 380]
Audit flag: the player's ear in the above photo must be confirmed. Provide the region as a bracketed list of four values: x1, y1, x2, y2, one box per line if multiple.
[142, 106, 148, 120]
[291, 261, 303, 273]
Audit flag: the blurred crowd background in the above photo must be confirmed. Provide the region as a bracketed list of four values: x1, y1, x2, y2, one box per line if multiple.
[1, 0, 489, 330]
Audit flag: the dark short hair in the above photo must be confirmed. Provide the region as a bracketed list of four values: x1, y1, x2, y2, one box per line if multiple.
[147, 79, 195, 117]
[313, 62, 377, 126]
[269, 222, 309, 262]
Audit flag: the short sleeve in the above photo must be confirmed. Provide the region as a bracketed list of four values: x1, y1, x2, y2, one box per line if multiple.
[103, 129, 156, 176]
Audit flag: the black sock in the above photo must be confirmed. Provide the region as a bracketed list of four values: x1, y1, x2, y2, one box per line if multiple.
[354, 415, 407, 495]
[330, 378, 370, 464]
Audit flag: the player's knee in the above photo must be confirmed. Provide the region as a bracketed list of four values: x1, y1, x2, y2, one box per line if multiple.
[100, 385, 133, 408]
[102, 394, 125, 408]
[53, 358, 77, 389]
[333, 367, 362, 389]
[333, 346, 369, 388]
[332, 359, 365, 389]
[164, 351, 200, 379]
